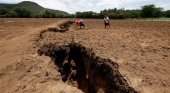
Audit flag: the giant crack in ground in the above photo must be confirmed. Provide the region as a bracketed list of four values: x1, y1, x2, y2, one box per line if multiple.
[38, 42, 137, 93]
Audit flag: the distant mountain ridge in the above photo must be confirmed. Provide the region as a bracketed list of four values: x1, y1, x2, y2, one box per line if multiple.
[0, 1, 69, 16]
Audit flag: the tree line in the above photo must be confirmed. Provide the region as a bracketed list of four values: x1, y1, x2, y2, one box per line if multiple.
[0, 4, 170, 18]
[76, 4, 170, 19]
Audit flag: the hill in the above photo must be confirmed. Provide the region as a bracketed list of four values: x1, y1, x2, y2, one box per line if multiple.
[0, 1, 69, 17]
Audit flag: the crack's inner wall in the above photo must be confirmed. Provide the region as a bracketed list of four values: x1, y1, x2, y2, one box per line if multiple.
[38, 43, 137, 93]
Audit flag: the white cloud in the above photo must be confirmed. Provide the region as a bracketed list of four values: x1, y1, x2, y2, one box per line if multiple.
[0, 0, 170, 13]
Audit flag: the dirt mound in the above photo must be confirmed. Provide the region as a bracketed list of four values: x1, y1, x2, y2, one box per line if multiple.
[38, 42, 137, 93]
[59, 20, 74, 29]
[48, 20, 74, 32]
[39, 20, 74, 38]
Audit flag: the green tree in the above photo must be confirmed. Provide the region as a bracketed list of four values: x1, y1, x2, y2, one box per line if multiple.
[165, 10, 170, 17]
[0, 9, 8, 17]
[75, 12, 81, 18]
[141, 4, 155, 18]
[0, 9, 8, 15]
[141, 4, 163, 18]
[42, 10, 56, 18]
[126, 10, 141, 18]
[13, 7, 31, 18]
[5, 11, 17, 18]
[153, 7, 163, 17]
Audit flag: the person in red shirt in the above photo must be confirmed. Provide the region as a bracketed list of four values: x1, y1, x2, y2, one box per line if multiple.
[75, 20, 79, 27]
[75, 19, 85, 29]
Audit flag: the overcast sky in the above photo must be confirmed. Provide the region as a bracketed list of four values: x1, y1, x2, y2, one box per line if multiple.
[0, 0, 170, 13]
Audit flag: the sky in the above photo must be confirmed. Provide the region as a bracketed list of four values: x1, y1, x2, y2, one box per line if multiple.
[0, 0, 170, 13]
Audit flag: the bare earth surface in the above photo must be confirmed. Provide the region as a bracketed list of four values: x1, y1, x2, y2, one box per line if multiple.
[0, 18, 170, 93]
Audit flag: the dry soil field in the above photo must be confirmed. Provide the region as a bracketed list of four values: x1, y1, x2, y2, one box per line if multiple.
[0, 18, 170, 93]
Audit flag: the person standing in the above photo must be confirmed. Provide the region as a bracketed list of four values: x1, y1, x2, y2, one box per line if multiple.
[104, 15, 110, 29]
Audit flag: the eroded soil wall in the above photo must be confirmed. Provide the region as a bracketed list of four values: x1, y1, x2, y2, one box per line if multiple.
[38, 43, 137, 93]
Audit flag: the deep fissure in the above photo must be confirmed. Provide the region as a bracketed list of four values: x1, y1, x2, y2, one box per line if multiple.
[38, 43, 137, 93]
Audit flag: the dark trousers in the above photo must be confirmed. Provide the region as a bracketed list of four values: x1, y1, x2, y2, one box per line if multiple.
[80, 22, 85, 28]
[104, 22, 110, 28]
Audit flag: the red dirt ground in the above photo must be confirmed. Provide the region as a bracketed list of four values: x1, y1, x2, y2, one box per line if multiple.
[0, 18, 170, 93]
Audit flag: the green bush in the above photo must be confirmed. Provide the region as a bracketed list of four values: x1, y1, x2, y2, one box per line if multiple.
[42, 10, 56, 18]
[13, 7, 32, 18]
[165, 10, 170, 17]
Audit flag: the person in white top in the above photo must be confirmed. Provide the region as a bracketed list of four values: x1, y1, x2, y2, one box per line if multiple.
[79, 19, 85, 29]
[104, 15, 110, 29]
